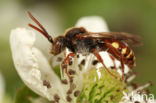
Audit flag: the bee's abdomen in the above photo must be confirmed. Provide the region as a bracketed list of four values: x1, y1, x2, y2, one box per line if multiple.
[122, 47, 136, 68]
[110, 41, 136, 68]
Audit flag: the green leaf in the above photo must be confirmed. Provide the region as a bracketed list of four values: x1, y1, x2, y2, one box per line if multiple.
[14, 85, 39, 103]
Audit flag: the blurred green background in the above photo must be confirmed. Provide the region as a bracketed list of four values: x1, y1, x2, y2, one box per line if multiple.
[0, 0, 156, 102]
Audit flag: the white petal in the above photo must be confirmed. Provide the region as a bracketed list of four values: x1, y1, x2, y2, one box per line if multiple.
[76, 16, 109, 32]
[10, 28, 65, 101]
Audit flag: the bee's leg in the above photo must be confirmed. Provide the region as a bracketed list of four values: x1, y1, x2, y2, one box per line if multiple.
[63, 52, 75, 78]
[93, 49, 118, 79]
[120, 57, 125, 81]
[106, 44, 125, 81]
[108, 54, 117, 69]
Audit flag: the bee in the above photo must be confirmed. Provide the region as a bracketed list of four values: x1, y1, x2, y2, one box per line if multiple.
[27, 12, 142, 80]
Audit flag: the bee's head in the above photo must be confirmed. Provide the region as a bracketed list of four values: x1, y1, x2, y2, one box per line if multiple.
[51, 36, 66, 55]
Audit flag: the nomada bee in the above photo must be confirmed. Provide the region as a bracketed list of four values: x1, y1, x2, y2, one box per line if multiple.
[27, 12, 142, 80]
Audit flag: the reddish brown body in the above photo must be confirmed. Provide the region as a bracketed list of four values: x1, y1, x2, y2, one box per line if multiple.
[104, 39, 136, 69]
[27, 11, 141, 80]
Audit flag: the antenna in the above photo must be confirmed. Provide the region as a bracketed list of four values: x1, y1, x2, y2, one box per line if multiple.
[27, 11, 53, 43]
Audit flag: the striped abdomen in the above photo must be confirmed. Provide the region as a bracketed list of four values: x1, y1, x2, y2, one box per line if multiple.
[106, 40, 136, 69]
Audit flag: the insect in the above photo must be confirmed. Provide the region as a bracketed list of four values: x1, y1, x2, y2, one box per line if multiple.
[27, 11, 141, 80]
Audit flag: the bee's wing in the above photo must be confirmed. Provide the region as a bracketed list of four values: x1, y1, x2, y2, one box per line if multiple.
[79, 32, 142, 47]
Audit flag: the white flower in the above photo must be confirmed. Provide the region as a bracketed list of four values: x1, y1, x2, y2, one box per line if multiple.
[10, 16, 155, 103]
[10, 28, 66, 102]
[10, 16, 115, 103]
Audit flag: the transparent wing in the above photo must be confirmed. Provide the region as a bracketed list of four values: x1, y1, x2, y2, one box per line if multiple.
[77, 32, 142, 47]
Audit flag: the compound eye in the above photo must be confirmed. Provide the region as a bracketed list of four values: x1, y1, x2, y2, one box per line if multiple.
[51, 41, 61, 55]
